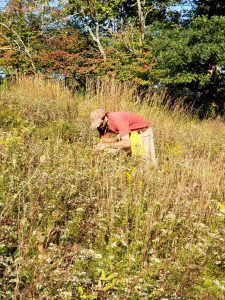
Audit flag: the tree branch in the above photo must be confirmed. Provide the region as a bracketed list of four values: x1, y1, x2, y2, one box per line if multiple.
[87, 21, 106, 62]
[0, 21, 36, 71]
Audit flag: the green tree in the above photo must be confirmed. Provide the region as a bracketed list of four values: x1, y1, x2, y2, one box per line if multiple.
[192, 0, 225, 18]
[147, 15, 225, 115]
[67, 0, 126, 61]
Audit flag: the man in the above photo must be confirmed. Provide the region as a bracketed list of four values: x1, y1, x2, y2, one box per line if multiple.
[90, 109, 157, 166]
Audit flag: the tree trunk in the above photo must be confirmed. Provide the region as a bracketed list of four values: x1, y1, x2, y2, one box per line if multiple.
[137, 0, 145, 45]
[87, 22, 107, 62]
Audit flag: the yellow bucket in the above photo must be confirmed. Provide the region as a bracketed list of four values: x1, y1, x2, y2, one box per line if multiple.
[130, 131, 145, 156]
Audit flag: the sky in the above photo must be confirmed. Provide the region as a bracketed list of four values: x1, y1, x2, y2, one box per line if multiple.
[0, 0, 58, 9]
[0, 0, 5, 9]
[0, 0, 193, 11]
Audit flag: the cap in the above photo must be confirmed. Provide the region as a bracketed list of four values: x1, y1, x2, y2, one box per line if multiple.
[90, 108, 106, 130]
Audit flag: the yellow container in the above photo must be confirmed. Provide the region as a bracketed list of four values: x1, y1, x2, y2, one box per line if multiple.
[130, 131, 145, 156]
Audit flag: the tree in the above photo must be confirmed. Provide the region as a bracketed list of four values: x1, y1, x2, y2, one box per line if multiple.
[147, 15, 225, 115]
[192, 0, 225, 18]
[0, 0, 62, 73]
[67, 0, 126, 61]
[0, 0, 38, 72]
[36, 26, 91, 88]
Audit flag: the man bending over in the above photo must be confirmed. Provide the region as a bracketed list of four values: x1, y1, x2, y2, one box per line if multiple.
[90, 109, 157, 166]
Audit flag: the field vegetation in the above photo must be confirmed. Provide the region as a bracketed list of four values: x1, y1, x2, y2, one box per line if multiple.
[0, 76, 225, 299]
[1, 0, 225, 117]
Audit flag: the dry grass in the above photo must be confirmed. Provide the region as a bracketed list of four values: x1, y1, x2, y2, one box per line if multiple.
[1, 75, 78, 125]
[0, 76, 224, 299]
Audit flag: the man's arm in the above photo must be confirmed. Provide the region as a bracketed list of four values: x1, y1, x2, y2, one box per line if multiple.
[103, 135, 130, 149]
[101, 135, 119, 143]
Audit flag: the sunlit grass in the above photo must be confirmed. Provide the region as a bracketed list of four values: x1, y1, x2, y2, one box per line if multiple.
[0, 76, 224, 299]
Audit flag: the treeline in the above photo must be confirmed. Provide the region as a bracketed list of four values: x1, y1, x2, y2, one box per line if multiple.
[0, 0, 225, 116]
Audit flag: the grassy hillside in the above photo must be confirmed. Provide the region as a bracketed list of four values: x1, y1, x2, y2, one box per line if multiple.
[0, 77, 224, 300]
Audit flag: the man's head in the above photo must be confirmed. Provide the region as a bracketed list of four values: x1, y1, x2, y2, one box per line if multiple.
[90, 108, 106, 130]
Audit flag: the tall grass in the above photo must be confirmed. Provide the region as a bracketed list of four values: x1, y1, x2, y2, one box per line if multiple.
[0, 76, 224, 299]
[1, 76, 77, 125]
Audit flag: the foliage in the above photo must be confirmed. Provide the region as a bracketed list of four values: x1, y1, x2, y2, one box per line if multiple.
[147, 16, 225, 116]
[0, 0, 50, 72]
[191, 0, 225, 18]
[0, 1, 225, 116]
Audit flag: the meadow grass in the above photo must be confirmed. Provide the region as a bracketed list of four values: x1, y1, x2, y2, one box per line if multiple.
[0, 76, 224, 299]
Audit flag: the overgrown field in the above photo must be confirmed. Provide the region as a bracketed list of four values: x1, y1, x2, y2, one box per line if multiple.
[0, 77, 224, 300]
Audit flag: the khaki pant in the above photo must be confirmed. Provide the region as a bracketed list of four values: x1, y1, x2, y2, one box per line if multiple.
[106, 128, 157, 166]
[139, 127, 157, 166]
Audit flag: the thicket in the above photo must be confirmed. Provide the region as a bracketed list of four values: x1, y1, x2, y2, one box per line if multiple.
[0, 76, 224, 299]
[0, 0, 225, 116]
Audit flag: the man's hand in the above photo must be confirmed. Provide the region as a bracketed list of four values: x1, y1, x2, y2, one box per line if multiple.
[95, 143, 107, 151]
[95, 134, 130, 151]
[108, 134, 130, 149]
[101, 135, 119, 143]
